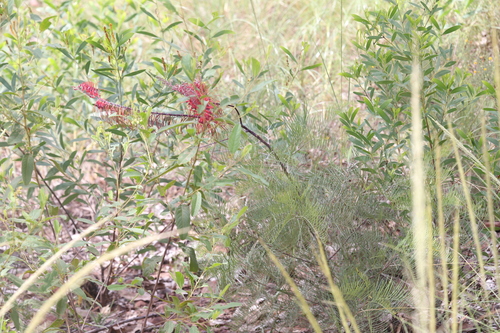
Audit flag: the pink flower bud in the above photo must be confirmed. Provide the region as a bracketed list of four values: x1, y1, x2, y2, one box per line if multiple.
[74, 82, 100, 99]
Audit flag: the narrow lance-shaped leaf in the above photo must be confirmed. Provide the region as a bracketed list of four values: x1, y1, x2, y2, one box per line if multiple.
[173, 271, 184, 289]
[301, 63, 321, 71]
[280, 46, 297, 63]
[22, 153, 34, 186]
[162, 0, 178, 14]
[190, 192, 202, 217]
[175, 204, 190, 240]
[181, 55, 195, 82]
[228, 123, 241, 154]
[251, 57, 261, 78]
[184, 246, 199, 272]
[140, 6, 159, 21]
[212, 30, 234, 38]
[443, 25, 461, 35]
[39, 16, 56, 32]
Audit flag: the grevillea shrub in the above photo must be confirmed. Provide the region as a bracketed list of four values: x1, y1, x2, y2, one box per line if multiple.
[1, 0, 329, 329]
[0, 1, 294, 331]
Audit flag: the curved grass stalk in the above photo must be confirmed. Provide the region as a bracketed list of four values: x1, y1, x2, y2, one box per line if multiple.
[316, 237, 361, 333]
[448, 119, 487, 290]
[24, 228, 185, 333]
[410, 60, 433, 333]
[259, 239, 323, 333]
[489, 26, 500, 286]
[0, 212, 119, 319]
[430, 117, 500, 195]
[450, 211, 460, 333]
[434, 146, 449, 317]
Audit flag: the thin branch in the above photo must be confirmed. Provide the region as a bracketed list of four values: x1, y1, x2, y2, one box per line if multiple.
[1, 129, 81, 233]
[84, 313, 161, 333]
[150, 112, 199, 118]
[140, 220, 176, 333]
[227, 105, 291, 179]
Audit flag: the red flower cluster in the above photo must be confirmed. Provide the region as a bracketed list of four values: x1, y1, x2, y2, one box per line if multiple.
[162, 79, 222, 133]
[94, 99, 132, 126]
[74, 81, 132, 126]
[73, 79, 222, 133]
[73, 82, 100, 99]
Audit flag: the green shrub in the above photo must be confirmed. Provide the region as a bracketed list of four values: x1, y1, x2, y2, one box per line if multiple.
[339, 1, 491, 193]
[0, 1, 271, 331]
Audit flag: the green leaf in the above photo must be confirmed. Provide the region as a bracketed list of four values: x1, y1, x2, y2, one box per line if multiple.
[185, 246, 199, 272]
[482, 80, 495, 94]
[352, 14, 370, 26]
[39, 16, 56, 32]
[212, 29, 235, 38]
[141, 6, 159, 21]
[161, 0, 178, 14]
[22, 153, 34, 186]
[432, 78, 447, 90]
[117, 31, 135, 47]
[165, 21, 182, 31]
[181, 54, 196, 82]
[10, 307, 20, 330]
[362, 97, 375, 113]
[87, 39, 106, 52]
[188, 18, 206, 28]
[158, 180, 176, 196]
[189, 325, 200, 333]
[443, 25, 461, 35]
[83, 60, 91, 75]
[301, 63, 321, 71]
[193, 165, 203, 185]
[136, 30, 159, 38]
[76, 41, 88, 54]
[44, 318, 64, 332]
[228, 124, 241, 154]
[241, 143, 253, 158]
[190, 192, 202, 216]
[430, 17, 440, 30]
[62, 193, 79, 206]
[47, 44, 74, 60]
[222, 207, 246, 235]
[106, 128, 127, 137]
[107, 284, 127, 291]
[237, 167, 269, 186]
[339, 72, 354, 79]
[0, 76, 13, 91]
[142, 256, 162, 277]
[124, 69, 146, 77]
[235, 58, 245, 75]
[56, 297, 68, 317]
[177, 146, 197, 165]
[450, 86, 468, 94]
[251, 57, 261, 78]
[211, 302, 242, 310]
[280, 46, 297, 63]
[161, 321, 176, 333]
[249, 79, 274, 93]
[175, 204, 190, 239]
[174, 271, 184, 289]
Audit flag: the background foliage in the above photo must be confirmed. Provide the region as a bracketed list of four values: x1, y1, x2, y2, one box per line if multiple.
[1, 0, 500, 332]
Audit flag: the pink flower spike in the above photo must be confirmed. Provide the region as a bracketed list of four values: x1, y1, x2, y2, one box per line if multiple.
[74, 82, 100, 99]
[157, 77, 224, 134]
[94, 99, 131, 115]
[94, 98, 110, 110]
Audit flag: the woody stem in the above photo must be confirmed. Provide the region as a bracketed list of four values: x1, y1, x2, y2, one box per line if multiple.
[229, 105, 290, 179]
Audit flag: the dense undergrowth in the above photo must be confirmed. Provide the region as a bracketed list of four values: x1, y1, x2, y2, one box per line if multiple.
[0, 0, 500, 332]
